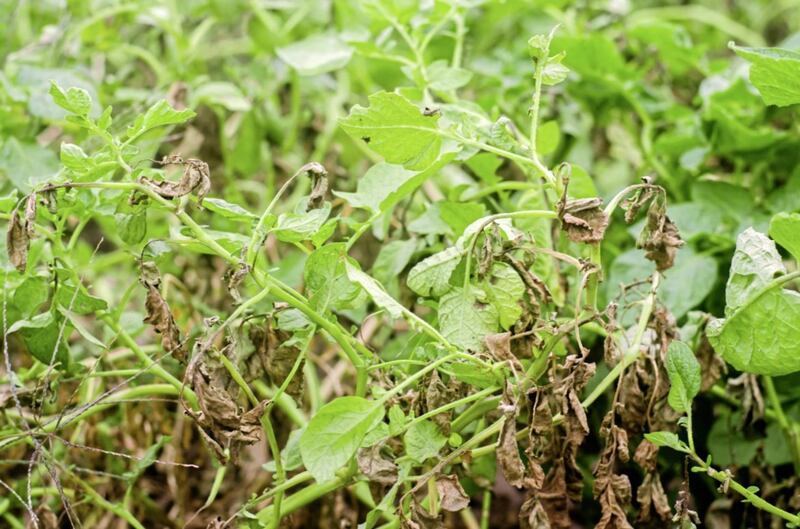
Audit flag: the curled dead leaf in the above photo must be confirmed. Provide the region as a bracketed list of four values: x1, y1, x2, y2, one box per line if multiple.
[435, 475, 470, 512]
[558, 198, 609, 244]
[141, 262, 186, 362]
[357, 444, 398, 485]
[637, 197, 683, 271]
[140, 155, 211, 206]
[497, 382, 527, 489]
[247, 317, 304, 402]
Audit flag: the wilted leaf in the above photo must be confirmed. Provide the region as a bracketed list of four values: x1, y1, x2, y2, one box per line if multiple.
[637, 197, 683, 271]
[558, 198, 608, 243]
[140, 156, 211, 206]
[357, 444, 397, 485]
[435, 475, 470, 512]
[141, 264, 186, 362]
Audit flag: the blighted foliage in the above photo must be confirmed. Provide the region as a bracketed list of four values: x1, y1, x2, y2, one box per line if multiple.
[2, 3, 800, 529]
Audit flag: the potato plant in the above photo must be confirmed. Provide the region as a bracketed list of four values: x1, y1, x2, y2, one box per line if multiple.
[2, 2, 800, 529]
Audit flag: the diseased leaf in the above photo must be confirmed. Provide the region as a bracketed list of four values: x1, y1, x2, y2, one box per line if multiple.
[665, 341, 701, 414]
[141, 263, 186, 362]
[407, 246, 462, 297]
[559, 198, 608, 243]
[357, 444, 398, 485]
[340, 91, 442, 170]
[723, 228, 785, 314]
[139, 156, 211, 206]
[438, 285, 499, 351]
[299, 396, 385, 482]
[403, 419, 447, 463]
[436, 475, 470, 512]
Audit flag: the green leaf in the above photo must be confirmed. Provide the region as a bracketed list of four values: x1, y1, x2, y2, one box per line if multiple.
[427, 60, 472, 91]
[126, 100, 196, 141]
[708, 263, 800, 375]
[190, 82, 251, 112]
[202, 197, 257, 222]
[372, 239, 417, 285]
[769, 212, 800, 262]
[13, 276, 49, 317]
[56, 284, 108, 315]
[304, 244, 361, 314]
[403, 419, 447, 463]
[7, 311, 70, 367]
[299, 396, 385, 482]
[273, 202, 332, 243]
[438, 285, 499, 350]
[644, 431, 690, 453]
[345, 261, 404, 319]
[665, 341, 701, 414]
[732, 44, 800, 107]
[277, 34, 353, 76]
[49, 81, 92, 116]
[439, 201, 486, 237]
[0, 138, 60, 193]
[340, 91, 442, 170]
[116, 209, 147, 245]
[407, 246, 462, 297]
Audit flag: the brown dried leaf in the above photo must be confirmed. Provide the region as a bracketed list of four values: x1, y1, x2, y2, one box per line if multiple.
[559, 198, 608, 244]
[485, 332, 523, 372]
[7, 208, 29, 273]
[637, 198, 683, 271]
[636, 472, 671, 523]
[307, 164, 329, 211]
[140, 156, 211, 206]
[436, 475, 470, 512]
[143, 282, 186, 362]
[519, 494, 551, 529]
[425, 370, 455, 435]
[357, 445, 398, 485]
[497, 383, 526, 489]
[247, 319, 304, 401]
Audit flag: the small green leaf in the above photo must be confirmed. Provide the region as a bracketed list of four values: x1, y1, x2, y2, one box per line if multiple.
[299, 396, 385, 482]
[277, 34, 353, 76]
[304, 244, 361, 314]
[644, 431, 690, 453]
[49, 81, 92, 116]
[769, 212, 800, 262]
[7, 311, 70, 368]
[202, 197, 257, 222]
[665, 341, 701, 414]
[56, 284, 108, 315]
[345, 260, 404, 319]
[427, 60, 472, 91]
[126, 100, 196, 141]
[273, 202, 332, 243]
[340, 91, 442, 170]
[403, 419, 447, 463]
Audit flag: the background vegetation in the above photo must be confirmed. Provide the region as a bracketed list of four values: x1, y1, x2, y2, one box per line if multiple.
[2, 1, 800, 528]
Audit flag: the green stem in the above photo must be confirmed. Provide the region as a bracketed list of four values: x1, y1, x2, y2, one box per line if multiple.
[763, 376, 800, 473]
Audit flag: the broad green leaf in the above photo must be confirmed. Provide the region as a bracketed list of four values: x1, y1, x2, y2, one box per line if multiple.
[277, 34, 353, 76]
[403, 419, 447, 463]
[202, 197, 257, 222]
[445, 361, 502, 389]
[7, 311, 70, 367]
[340, 91, 442, 170]
[769, 212, 800, 262]
[116, 210, 147, 245]
[665, 341, 701, 414]
[644, 431, 690, 453]
[126, 100, 196, 141]
[483, 263, 524, 330]
[605, 247, 717, 322]
[707, 412, 760, 467]
[335, 155, 455, 214]
[345, 261, 404, 319]
[723, 228, 785, 314]
[438, 285, 499, 350]
[0, 138, 60, 193]
[407, 246, 462, 297]
[439, 201, 486, 237]
[13, 276, 49, 317]
[372, 239, 417, 286]
[299, 396, 385, 482]
[732, 45, 800, 107]
[304, 244, 361, 314]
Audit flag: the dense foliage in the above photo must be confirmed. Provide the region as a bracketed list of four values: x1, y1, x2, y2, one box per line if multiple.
[2, 1, 800, 528]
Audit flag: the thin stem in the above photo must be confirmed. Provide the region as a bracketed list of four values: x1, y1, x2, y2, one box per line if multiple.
[763, 376, 800, 473]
